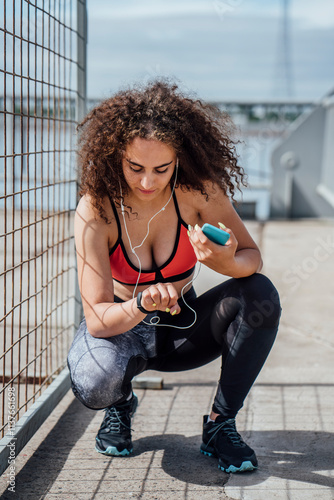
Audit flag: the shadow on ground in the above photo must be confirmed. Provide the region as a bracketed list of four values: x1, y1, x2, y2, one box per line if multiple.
[1, 398, 96, 499]
[2, 402, 334, 499]
[134, 433, 229, 487]
[134, 430, 334, 489]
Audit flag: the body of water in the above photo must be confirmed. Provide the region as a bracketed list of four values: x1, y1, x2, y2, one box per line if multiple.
[0, 117, 287, 219]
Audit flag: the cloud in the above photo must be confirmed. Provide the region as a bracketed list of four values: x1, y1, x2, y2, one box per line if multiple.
[291, 0, 334, 29]
[88, 0, 334, 27]
[86, 3, 334, 101]
[88, 0, 250, 21]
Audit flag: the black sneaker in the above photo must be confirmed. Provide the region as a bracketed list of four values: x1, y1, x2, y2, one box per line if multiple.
[200, 415, 258, 473]
[95, 393, 138, 456]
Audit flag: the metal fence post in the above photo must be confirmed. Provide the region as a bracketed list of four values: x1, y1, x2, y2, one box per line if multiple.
[77, 0, 88, 123]
[74, 0, 87, 329]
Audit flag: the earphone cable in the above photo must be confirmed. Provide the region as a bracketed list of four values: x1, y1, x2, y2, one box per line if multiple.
[119, 159, 198, 329]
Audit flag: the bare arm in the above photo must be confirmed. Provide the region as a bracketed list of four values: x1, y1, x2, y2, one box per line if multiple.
[188, 187, 262, 278]
[75, 196, 180, 338]
[75, 196, 145, 337]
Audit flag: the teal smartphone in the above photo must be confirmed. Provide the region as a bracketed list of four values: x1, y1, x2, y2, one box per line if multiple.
[201, 223, 230, 245]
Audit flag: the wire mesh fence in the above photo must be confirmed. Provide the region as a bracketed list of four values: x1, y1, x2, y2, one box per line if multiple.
[0, 0, 86, 438]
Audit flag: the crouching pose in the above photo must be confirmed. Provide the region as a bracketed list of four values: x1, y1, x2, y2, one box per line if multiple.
[68, 80, 281, 473]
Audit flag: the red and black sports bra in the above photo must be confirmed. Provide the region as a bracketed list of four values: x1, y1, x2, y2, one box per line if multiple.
[109, 193, 197, 286]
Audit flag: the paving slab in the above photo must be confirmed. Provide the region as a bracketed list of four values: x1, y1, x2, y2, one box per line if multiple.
[0, 219, 333, 500]
[225, 219, 334, 500]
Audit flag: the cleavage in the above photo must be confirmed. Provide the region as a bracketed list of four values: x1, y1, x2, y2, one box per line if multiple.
[122, 206, 178, 270]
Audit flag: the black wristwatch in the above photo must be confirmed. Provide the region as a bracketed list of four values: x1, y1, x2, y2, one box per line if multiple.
[136, 292, 151, 314]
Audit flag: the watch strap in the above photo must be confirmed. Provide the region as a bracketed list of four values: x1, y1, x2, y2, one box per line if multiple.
[136, 292, 151, 314]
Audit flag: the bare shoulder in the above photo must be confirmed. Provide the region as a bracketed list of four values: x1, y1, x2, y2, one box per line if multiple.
[198, 183, 241, 222]
[76, 194, 114, 223]
[177, 182, 230, 211]
[179, 183, 258, 251]
[202, 181, 230, 203]
[176, 183, 232, 225]
[175, 186, 201, 224]
[75, 194, 117, 248]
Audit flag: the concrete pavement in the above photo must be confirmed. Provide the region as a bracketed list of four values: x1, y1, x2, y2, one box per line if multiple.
[0, 219, 333, 499]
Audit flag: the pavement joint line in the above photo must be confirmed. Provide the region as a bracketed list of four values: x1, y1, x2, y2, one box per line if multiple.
[253, 382, 334, 386]
[137, 387, 180, 499]
[1, 220, 333, 499]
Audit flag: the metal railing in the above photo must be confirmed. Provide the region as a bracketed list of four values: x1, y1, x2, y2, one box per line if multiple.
[214, 100, 314, 219]
[271, 90, 334, 218]
[0, 0, 86, 442]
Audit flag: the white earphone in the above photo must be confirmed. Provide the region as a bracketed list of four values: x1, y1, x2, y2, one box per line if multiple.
[119, 158, 198, 329]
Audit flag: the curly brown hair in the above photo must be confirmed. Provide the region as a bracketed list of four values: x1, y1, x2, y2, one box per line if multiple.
[77, 79, 246, 220]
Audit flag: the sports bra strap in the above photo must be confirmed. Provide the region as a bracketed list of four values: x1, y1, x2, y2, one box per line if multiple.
[110, 198, 122, 236]
[110, 192, 182, 234]
[172, 191, 182, 221]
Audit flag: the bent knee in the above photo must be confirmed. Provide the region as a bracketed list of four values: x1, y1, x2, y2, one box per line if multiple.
[70, 350, 125, 409]
[241, 273, 281, 328]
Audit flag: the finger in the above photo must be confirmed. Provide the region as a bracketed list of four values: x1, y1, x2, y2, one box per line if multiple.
[223, 228, 237, 247]
[142, 286, 159, 309]
[165, 282, 178, 302]
[149, 286, 162, 307]
[169, 303, 181, 315]
[164, 283, 179, 311]
[192, 224, 206, 243]
[193, 230, 207, 246]
[155, 283, 171, 309]
[197, 250, 211, 264]
[189, 225, 207, 249]
[188, 237, 205, 261]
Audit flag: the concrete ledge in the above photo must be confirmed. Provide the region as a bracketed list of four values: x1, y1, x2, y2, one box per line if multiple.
[0, 367, 71, 476]
[132, 376, 164, 390]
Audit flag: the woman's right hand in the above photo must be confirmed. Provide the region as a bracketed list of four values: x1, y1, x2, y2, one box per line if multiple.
[140, 282, 181, 315]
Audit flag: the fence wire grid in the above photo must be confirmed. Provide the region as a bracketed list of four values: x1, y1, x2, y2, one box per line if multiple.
[0, 0, 86, 438]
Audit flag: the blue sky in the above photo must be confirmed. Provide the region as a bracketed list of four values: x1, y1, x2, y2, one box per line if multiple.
[87, 0, 334, 102]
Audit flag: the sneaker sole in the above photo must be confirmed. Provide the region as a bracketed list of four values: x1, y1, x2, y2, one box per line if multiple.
[95, 444, 133, 457]
[219, 460, 257, 473]
[200, 448, 215, 458]
[200, 448, 257, 473]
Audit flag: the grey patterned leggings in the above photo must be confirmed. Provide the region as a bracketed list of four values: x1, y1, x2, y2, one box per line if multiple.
[67, 274, 281, 419]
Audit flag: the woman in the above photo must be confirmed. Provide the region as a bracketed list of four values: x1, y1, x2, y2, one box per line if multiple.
[67, 80, 281, 473]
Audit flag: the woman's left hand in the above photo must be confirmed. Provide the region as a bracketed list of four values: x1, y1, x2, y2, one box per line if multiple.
[188, 224, 239, 275]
